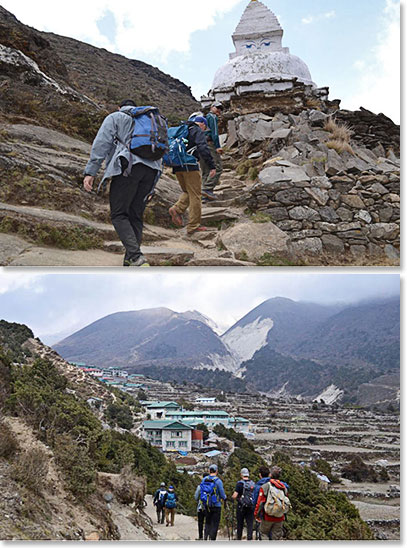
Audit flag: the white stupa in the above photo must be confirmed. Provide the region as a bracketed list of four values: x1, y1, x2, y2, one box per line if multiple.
[202, 0, 324, 107]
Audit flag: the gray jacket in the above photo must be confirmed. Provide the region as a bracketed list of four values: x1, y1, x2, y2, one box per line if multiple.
[84, 106, 162, 188]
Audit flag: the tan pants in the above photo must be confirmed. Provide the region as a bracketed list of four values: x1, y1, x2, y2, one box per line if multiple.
[259, 520, 284, 540]
[165, 507, 175, 526]
[173, 171, 202, 233]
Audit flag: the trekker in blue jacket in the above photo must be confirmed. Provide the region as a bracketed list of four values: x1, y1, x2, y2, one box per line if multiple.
[202, 464, 227, 540]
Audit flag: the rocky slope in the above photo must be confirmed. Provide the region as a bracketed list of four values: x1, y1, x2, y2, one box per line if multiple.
[0, 7, 400, 267]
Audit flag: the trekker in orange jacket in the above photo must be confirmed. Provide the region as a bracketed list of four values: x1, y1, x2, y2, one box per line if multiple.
[254, 466, 289, 540]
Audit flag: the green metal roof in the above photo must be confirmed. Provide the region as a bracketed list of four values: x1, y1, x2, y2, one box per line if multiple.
[166, 410, 229, 417]
[143, 401, 181, 409]
[143, 420, 193, 430]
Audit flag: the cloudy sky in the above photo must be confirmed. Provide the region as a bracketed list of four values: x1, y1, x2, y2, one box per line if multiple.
[0, 272, 399, 345]
[2, 0, 400, 123]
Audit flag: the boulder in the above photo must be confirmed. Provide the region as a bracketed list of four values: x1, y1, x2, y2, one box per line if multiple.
[308, 110, 328, 127]
[218, 221, 290, 262]
[236, 116, 274, 142]
[270, 128, 293, 140]
[225, 120, 238, 148]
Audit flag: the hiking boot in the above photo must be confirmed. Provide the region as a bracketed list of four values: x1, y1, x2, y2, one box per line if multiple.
[202, 189, 217, 201]
[123, 255, 150, 267]
[169, 206, 184, 227]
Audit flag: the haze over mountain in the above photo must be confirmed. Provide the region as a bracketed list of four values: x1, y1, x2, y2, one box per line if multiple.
[54, 297, 400, 408]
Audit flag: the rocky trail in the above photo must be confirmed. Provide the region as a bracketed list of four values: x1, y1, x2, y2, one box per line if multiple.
[0, 108, 400, 267]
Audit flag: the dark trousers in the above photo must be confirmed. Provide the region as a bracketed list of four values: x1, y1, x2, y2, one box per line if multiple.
[236, 505, 254, 540]
[198, 509, 206, 540]
[204, 507, 221, 540]
[109, 164, 157, 262]
[156, 504, 165, 524]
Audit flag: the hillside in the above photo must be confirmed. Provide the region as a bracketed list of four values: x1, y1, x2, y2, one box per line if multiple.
[0, 321, 378, 541]
[0, 7, 400, 267]
[53, 298, 400, 409]
[54, 308, 237, 371]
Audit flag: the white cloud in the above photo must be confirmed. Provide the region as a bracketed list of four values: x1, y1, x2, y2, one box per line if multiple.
[1, 0, 242, 59]
[343, 0, 400, 123]
[301, 11, 336, 25]
[0, 273, 43, 295]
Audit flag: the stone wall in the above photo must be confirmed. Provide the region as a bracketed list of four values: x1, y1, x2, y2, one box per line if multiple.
[228, 108, 400, 262]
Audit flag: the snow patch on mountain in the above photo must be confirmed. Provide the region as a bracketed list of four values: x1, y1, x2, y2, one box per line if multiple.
[314, 384, 344, 405]
[222, 318, 274, 363]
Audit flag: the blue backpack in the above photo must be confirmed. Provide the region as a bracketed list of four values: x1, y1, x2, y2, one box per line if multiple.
[163, 124, 199, 168]
[165, 492, 177, 509]
[199, 477, 220, 509]
[125, 106, 168, 160]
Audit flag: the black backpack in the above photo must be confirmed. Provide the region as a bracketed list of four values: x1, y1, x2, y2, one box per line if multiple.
[240, 480, 255, 508]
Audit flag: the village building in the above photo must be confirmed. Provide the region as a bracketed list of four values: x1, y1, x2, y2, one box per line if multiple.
[141, 401, 182, 420]
[165, 409, 230, 427]
[142, 420, 193, 452]
[195, 397, 217, 404]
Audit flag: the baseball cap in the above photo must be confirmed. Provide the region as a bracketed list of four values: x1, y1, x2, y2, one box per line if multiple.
[194, 116, 208, 127]
[241, 467, 250, 477]
[209, 464, 218, 472]
[212, 101, 224, 110]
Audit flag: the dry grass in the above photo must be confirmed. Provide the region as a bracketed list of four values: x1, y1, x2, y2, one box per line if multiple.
[324, 118, 354, 142]
[326, 139, 355, 155]
[11, 448, 49, 494]
[0, 421, 19, 459]
[324, 118, 354, 155]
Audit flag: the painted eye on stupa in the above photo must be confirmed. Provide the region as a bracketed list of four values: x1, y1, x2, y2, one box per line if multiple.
[262, 42, 271, 47]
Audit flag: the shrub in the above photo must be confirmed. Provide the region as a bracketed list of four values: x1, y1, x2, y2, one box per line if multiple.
[0, 421, 19, 459]
[341, 456, 378, 482]
[11, 448, 49, 494]
[248, 167, 259, 180]
[54, 434, 96, 498]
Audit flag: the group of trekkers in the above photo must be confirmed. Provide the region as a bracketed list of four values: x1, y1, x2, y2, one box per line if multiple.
[83, 99, 224, 267]
[152, 464, 290, 541]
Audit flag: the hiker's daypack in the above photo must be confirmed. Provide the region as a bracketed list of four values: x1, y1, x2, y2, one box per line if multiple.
[124, 106, 168, 160]
[165, 492, 177, 509]
[158, 489, 167, 506]
[199, 476, 220, 509]
[239, 479, 255, 508]
[162, 124, 198, 168]
[264, 481, 291, 518]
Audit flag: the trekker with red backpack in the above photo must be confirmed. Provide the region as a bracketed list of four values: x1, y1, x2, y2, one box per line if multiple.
[254, 466, 291, 540]
[232, 467, 255, 540]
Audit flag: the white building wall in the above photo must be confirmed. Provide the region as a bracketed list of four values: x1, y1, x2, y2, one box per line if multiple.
[162, 429, 192, 452]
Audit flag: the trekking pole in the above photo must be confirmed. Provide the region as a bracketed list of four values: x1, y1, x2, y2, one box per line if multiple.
[231, 500, 235, 541]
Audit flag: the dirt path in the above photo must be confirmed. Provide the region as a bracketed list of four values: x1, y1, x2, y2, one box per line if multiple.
[144, 495, 228, 541]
